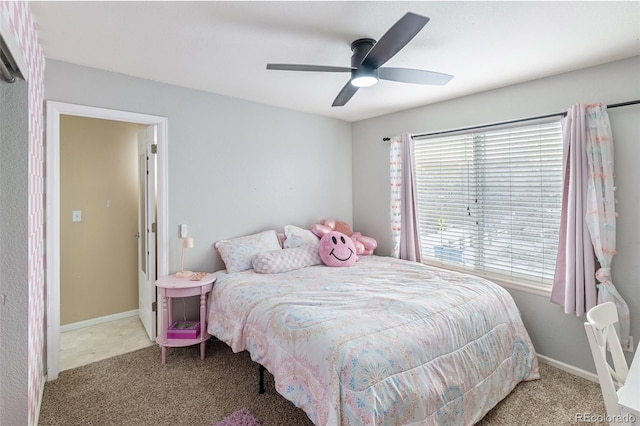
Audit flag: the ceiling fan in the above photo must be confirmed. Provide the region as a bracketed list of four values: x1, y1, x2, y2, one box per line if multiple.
[266, 12, 453, 107]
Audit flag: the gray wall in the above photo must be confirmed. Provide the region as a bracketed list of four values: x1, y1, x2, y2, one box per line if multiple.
[352, 56, 640, 373]
[44, 59, 352, 274]
[0, 78, 29, 425]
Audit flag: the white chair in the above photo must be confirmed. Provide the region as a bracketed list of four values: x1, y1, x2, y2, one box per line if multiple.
[584, 301, 629, 425]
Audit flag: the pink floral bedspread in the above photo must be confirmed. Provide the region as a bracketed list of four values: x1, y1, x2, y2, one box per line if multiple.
[207, 256, 539, 425]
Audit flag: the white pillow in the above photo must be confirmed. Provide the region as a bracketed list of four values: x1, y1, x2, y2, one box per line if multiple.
[215, 230, 282, 273]
[252, 245, 322, 274]
[283, 224, 320, 249]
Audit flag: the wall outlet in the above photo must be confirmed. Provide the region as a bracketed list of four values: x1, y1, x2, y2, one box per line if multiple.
[72, 210, 82, 222]
[180, 224, 187, 238]
[623, 335, 634, 352]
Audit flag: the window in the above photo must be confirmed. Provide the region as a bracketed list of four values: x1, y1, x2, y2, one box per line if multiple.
[414, 120, 563, 287]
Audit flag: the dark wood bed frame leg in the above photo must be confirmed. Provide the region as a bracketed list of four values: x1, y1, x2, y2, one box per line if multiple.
[259, 364, 265, 394]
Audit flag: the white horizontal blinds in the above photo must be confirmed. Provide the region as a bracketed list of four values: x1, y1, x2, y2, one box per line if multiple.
[476, 122, 563, 283]
[415, 134, 476, 266]
[414, 120, 563, 285]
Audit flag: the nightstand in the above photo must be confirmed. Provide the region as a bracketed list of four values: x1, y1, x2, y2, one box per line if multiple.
[155, 273, 216, 365]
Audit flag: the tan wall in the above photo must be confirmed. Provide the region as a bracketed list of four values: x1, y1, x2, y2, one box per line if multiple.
[60, 115, 147, 325]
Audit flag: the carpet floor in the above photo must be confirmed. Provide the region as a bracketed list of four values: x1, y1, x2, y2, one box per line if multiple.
[39, 339, 606, 425]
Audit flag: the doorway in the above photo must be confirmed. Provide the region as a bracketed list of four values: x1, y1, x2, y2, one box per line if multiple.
[46, 101, 169, 381]
[58, 115, 151, 371]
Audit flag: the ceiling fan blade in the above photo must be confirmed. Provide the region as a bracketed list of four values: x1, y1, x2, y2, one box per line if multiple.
[332, 81, 359, 107]
[378, 67, 453, 85]
[362, 12, 430, 69]
[267, 64, 353, 72]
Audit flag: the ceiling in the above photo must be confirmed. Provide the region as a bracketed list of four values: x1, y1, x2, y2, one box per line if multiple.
[29, 1, 640, 122]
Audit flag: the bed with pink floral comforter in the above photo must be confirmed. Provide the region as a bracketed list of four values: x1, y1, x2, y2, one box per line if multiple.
[207, 255, 539, 425]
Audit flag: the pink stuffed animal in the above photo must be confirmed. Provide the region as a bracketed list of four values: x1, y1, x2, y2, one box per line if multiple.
[319, 231, 358, 267]
[310, 219, 377, 255]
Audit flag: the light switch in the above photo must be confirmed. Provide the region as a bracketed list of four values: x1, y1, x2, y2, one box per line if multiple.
[72, 210, 82, 222]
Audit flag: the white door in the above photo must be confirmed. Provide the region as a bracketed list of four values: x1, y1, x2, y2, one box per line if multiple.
[138, 126, 157, 340]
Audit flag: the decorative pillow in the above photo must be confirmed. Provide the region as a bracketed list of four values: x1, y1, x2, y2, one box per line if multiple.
[283, 224, 320, 249]
[252, 245, 322, 274]
[319, 231, 357, 267]
[215, 230, 282, 273]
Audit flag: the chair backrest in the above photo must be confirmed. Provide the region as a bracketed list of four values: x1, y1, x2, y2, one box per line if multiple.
[584, 301, 629, 422]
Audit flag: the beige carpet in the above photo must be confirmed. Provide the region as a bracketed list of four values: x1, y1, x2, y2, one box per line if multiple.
[39, 339, 605, 425]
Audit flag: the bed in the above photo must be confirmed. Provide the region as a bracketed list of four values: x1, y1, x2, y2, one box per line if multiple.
[207, 254, 539, 425]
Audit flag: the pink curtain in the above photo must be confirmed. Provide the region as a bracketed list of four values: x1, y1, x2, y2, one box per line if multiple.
[389, 133, 421, 261]
[583, 104, 630, 348]
[551, 104, 597, 316]
[551, 104, 630, 348]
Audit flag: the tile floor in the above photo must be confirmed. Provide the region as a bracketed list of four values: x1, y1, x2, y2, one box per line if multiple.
[60, 315, 155, 371]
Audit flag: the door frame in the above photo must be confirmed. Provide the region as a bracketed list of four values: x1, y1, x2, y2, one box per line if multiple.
[45, 101, 169, 380]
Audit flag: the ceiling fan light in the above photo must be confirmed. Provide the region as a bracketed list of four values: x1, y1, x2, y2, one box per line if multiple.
[351, 66, 379, 88]
[351, 75, 378, 88]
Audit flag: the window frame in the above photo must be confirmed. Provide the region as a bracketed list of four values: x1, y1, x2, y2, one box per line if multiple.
[413, 117, 563, 297]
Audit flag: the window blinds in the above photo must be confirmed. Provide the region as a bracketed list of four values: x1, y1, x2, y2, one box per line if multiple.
[414, 120, 563, 285]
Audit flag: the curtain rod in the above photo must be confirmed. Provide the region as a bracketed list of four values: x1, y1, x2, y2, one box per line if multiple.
[382, 99, 640, 141]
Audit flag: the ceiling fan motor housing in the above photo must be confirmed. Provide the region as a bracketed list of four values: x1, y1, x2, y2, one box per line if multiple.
[350, 38, 378, 84]
[351, 38, 376, 67]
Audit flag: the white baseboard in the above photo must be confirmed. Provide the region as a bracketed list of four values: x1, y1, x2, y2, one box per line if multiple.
[537, 353, 598, 383]
[60, 310, 138, 332]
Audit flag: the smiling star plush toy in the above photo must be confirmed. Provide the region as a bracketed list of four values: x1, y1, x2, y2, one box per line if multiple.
[319, 231, 358, 267]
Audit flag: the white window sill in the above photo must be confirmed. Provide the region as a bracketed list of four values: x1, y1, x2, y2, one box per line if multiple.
[421, 261, 553, 298]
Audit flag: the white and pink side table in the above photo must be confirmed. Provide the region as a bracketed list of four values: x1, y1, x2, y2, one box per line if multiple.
[155, 273, 216, 365]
